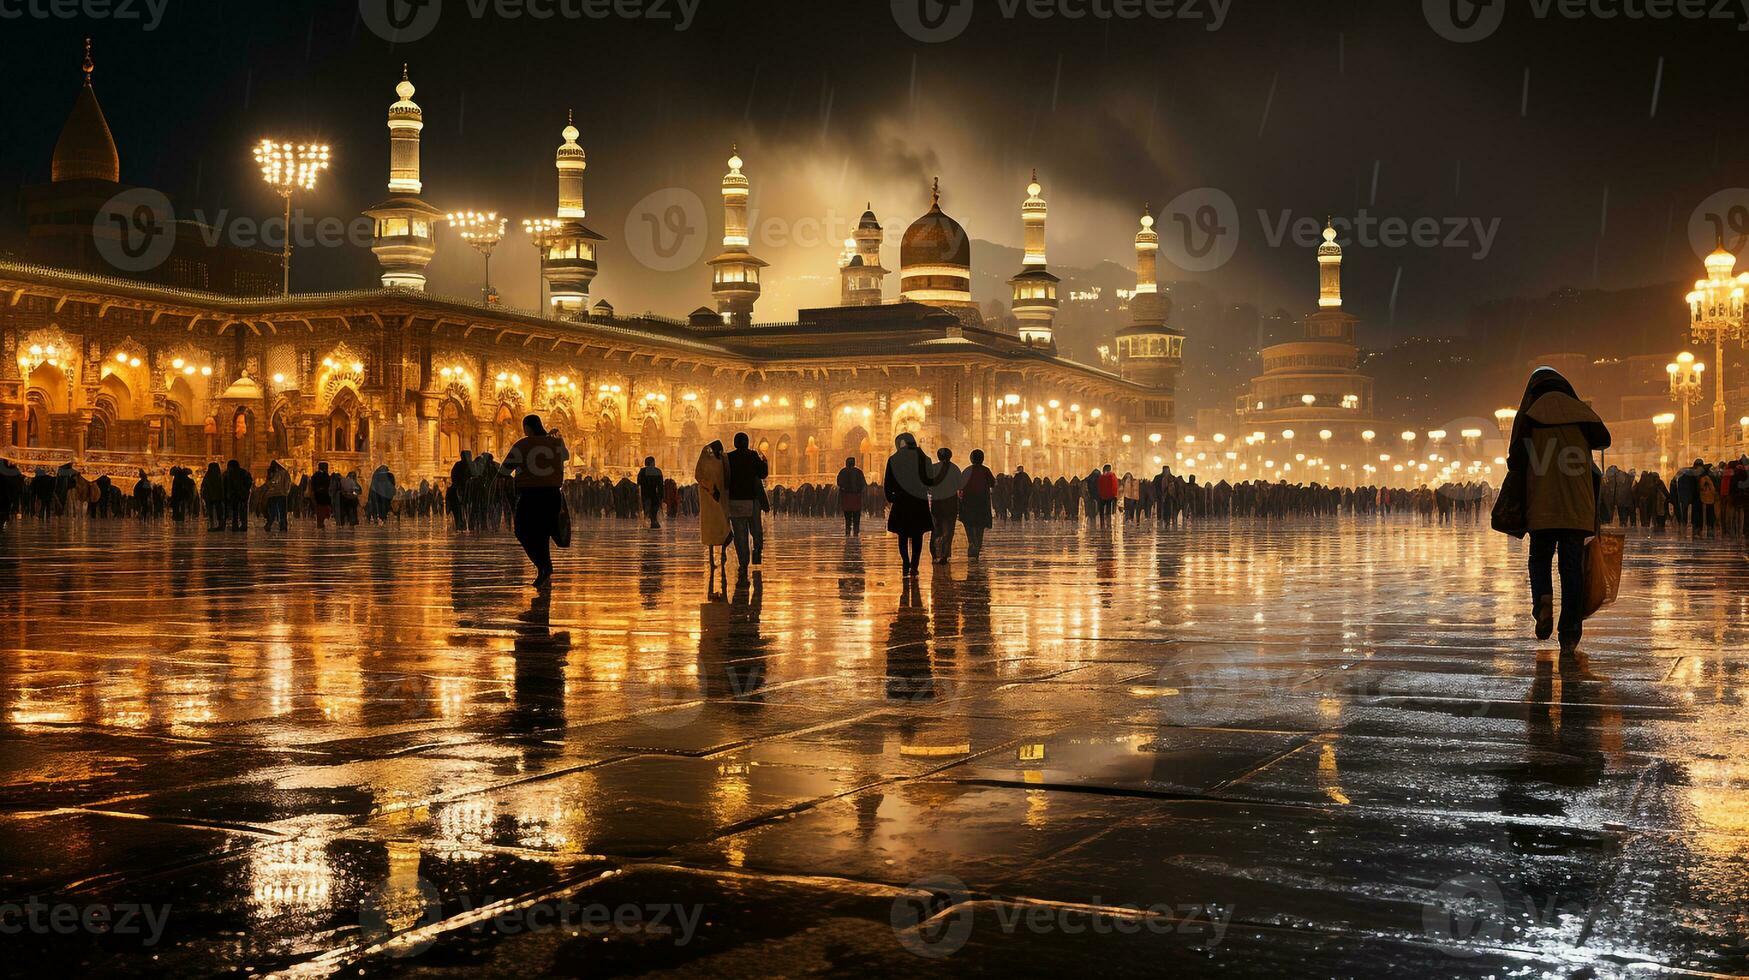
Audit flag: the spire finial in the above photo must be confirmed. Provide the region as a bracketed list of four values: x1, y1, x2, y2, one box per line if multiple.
[1031, 167, 1038, 182]
[82, 37, 93, 85]
[931, 176, 940, 207]
[568, 108, 574, 125]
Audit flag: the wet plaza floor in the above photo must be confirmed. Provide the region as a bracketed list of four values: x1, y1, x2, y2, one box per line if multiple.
[2, 515, 1747, 977]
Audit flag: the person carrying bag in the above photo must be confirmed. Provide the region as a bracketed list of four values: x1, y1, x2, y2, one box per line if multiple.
[1496, 367, 1613, 662]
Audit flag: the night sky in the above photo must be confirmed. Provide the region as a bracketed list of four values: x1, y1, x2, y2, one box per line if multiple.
[4, 0, 1747, 338]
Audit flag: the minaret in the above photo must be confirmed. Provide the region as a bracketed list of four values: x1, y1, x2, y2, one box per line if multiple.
[1009, 170, 1059, 348]
[1117, 205, 1184, 391]
[839, 205, 887, 306]
[707, 145, 768, 326]
[1317, 217, 1342, 308]
[544, 112, 605, 317]
[363, 66, 442, 290]
[1305, 217, 1357, 343]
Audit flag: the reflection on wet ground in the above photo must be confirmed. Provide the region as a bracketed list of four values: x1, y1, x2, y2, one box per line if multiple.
[1, 517, 1746, 976]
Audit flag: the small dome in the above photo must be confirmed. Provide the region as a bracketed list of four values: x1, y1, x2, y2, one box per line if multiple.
[51, 44, 119, 183]
[901, 179, 971, 270]
[848, 254, 865, 268]
[858, 206, 881, 231]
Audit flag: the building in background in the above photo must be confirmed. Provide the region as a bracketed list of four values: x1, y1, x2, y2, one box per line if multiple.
[14, 42, 281, 298]
[0, 63, 1176, 480]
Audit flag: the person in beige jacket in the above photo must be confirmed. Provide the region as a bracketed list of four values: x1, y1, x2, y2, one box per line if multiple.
[694, 441, 732, 572]
[1503, 367, 1612, 659]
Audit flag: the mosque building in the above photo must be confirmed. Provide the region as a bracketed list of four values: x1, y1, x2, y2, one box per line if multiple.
[0, 49, 1186, 483]
[1232, 220, 1384, 483]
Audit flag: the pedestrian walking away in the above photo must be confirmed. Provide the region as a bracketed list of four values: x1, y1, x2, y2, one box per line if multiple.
[1497, 366, 1612, 663]
[500, 414, 570, 589]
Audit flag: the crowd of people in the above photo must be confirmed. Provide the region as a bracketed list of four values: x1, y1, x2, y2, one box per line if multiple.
[1, 410, 1743, 582]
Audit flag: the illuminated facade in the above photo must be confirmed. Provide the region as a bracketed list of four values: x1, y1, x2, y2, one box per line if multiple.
[0, 63, 1179, 483]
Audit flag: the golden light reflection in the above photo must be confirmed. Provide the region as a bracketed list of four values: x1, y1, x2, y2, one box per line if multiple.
[249, 839, 334, 919]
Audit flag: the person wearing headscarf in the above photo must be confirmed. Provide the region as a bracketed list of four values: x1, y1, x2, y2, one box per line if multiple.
[263, 460, 292, 532]
[1500, 367, 1612, 660]
[695, 440, 732, 573]
[368, 465, 397, 524]
[958, 449, 995, 560]
[883, 433, 933, 576]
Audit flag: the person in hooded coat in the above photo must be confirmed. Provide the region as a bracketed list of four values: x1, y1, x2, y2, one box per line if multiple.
[368, 465, 397, 524]
[884, 433, 933, 576]
[200, 462, 225, 530]
[1502, 367, 1612, 659]
[695, 441, 733, 573]
[263, 460, 292, 531]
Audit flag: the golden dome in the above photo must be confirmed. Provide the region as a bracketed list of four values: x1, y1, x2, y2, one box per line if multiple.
[900, 178, 971, 270]
[51, 40, 120, 184]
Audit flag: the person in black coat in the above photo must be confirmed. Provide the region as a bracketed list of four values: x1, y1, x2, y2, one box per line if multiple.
[884, 433, 932, 576]
[222, 459, 253, 531]
[637, 457, 665, 529]
[836, 457, 868, 536]
[200, 462, 225, 530]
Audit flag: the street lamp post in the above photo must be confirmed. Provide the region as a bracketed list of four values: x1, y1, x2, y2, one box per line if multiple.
[1685, 244, 1749, 459]
[253, 140, 331, 296]
[448, 210, 507, 305]
[523, 217, 562, 314]
[1668, 352, 1705, 466]
[1653, 413, 1675, 474]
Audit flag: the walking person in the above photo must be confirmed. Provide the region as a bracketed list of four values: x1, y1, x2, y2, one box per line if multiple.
[263, 460, 291, 532]
[883, 433, 932, 576]
[695, 440, 733, 573]
[368, 465, 397, 524]
[222, 459, 252, 532]
[725, 433, 768, 579]
[959, 449, 995, 560]
[448, 452, 472, 531]
[1697, 463, 1719, 537]
[1499, 367, 1612, 662]
[836, 457, 867, 536]
[637, 456, 665, 529]
[499, 414, 570, 589]
[1097, 465, 1120, 526]
[200, 462, 224, 530]
[310, 461, 334, 530]
[924, 447, 963, 565]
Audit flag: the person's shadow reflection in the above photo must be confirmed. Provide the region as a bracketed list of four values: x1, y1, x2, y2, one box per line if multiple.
[885, 576, 934, 703]
[699, 575, 767, 704]
[639, 540, 664, 611]
[509, 590, 570, 738]
[1499, 653, 1623, 820]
